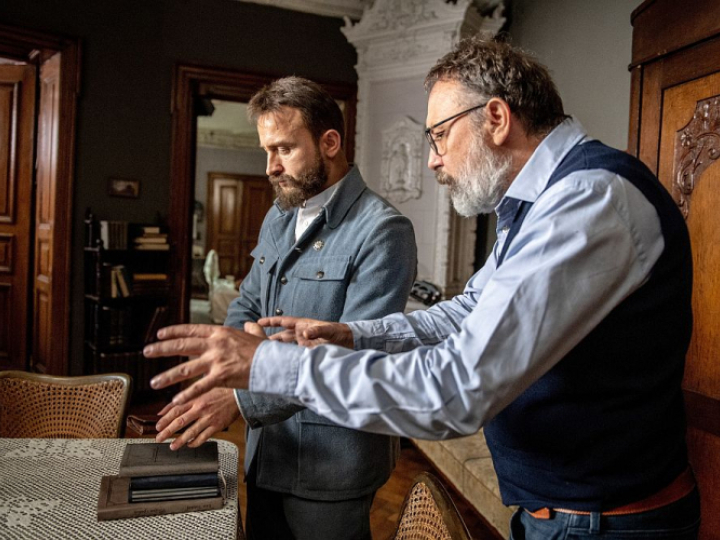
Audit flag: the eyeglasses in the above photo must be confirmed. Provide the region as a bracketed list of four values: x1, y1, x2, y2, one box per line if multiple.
[425, 102, 488, 156]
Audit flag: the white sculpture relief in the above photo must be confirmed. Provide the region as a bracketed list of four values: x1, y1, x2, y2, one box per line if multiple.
[381, 117, 424, 203]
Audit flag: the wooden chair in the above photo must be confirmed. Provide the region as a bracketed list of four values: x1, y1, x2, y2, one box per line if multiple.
[393, 472, 472, 540]
[0, 371, 132, 438]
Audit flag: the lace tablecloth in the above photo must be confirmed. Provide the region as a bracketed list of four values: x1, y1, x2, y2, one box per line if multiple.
[0, 438, 239, 539]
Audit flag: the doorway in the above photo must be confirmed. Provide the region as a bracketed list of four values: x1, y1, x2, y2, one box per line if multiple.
[168, 64, 357, 325]
[0, 23, 79, 374]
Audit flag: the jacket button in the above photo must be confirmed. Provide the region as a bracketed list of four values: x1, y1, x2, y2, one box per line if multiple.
[280, 276, 288, 285]
[275, 308, 283, 315]
[316, 271, 324, 279]
[259, 256, 265, 264]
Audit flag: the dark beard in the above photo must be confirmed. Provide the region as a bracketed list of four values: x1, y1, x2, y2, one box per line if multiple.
[270, 154, 328, 210]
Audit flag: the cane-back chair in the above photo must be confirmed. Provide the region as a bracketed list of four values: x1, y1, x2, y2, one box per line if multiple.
[0, 371, 132, 438]
[393, 472, 472, 540]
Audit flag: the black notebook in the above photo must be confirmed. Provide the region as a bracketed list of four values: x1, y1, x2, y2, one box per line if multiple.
[119, 442, 219, 477]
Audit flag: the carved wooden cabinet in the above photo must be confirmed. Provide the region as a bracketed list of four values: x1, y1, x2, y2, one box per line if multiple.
[629, 1, 720, 537]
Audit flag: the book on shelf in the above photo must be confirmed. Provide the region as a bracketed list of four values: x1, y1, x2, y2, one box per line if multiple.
[99, 220, 129, 250]
[133, 273, 168, 281]
[134, 243, 170, 251]
[110, 265, 131, 297]
[97, 475, 223, 521]
[134, 236, 168, 244]
[119, 442, 219, 477]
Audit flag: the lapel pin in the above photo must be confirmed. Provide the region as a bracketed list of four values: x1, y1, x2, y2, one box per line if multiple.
[313, 240, 325, 251]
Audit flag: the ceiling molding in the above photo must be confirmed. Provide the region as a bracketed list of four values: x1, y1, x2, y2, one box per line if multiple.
[233, 0, 373, 19]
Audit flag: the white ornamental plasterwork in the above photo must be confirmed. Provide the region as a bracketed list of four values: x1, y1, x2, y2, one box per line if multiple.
[381, 117, 424, 203]
[343, 0, 506, 296]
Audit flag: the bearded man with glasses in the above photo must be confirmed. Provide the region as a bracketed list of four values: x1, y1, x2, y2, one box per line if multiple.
[148, 38, 700, 540]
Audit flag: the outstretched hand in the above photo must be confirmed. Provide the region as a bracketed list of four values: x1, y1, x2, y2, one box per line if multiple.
[155, 387, 240, 450]
[144, 323, 266, 407]
[258, 316, 354, 349]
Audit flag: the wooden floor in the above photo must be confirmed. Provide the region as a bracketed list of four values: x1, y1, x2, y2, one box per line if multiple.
[128, 404, 502, 539]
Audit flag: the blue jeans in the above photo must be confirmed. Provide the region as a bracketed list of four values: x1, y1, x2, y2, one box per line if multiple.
[509, 488, 700, 539]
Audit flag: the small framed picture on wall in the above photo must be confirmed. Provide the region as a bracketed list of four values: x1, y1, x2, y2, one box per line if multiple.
[108, 177, 140, 198]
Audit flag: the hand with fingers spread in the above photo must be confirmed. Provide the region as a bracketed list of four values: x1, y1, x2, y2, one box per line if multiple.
[144, 323, 265, 407]
[258, 316, 354, 349]
[155, 387, 240, 450]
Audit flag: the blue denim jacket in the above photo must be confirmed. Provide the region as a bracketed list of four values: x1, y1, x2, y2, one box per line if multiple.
[226, 166, 416, 500]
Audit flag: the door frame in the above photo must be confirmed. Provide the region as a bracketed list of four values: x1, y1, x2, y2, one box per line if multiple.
[168, 63, 357, 324]
[0, 23, 80, 374]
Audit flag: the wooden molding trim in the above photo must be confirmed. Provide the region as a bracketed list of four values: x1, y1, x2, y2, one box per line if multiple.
[168, 64, 356, 323]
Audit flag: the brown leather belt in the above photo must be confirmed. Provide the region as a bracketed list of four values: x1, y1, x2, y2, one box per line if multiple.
[527, 467, 696, 520]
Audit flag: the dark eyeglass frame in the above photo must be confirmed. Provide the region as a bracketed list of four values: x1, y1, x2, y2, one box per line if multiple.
[425, 102, 489, 155]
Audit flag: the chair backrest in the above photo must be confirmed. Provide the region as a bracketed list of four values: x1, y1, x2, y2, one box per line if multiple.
[0, 371, 132, 438]
[393, 472, 472, 540]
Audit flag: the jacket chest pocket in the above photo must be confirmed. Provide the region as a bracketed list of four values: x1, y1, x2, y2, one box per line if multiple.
[250, 244, 278, 315]
[290, 256, 351, 320]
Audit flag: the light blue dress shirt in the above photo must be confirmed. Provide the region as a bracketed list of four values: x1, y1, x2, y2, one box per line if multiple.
[248, 118, 665, 440]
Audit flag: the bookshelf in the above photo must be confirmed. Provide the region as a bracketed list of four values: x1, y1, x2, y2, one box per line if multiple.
[83, 209, 175, 401]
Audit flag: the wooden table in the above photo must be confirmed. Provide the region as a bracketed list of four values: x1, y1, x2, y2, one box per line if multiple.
[0, 438, 240, 539]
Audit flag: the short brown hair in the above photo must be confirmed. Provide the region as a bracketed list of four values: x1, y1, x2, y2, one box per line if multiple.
[247, 76, 345, 144]
[425, 38, 567, 137]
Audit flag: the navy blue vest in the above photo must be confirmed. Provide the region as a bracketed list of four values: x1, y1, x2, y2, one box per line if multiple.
[484, 140, 693, 511]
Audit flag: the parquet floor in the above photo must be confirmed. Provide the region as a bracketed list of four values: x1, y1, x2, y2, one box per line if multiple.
[129, 402, 502, 539]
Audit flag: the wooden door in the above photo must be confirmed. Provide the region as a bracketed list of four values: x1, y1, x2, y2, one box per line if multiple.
[0, 63, 35, 370]
[32, 52, 60, 374]
[207, 173, 272, 280]
[631, 2, 720, 537]
[0, 24, 81, 376]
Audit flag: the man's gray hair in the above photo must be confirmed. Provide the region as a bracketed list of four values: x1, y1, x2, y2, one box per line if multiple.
[425, 38, 567, 137]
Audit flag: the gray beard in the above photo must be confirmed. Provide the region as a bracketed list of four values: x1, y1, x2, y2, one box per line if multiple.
[436, 140, 512, 217]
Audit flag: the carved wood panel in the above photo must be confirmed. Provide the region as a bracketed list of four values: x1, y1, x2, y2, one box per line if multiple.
[672, 95, 720, 218]
[659, 71, 720, 400]
[645, 31, 720, 540]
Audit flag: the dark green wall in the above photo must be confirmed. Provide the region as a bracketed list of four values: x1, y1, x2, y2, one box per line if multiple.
[0, 0, 357, 374]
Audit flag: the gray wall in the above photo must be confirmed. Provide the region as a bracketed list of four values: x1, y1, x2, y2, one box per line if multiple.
[509, 0, 640, 150]
[0, 0, 357, 374]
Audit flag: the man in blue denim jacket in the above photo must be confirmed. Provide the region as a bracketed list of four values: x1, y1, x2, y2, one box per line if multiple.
[152, 77, 416, 540]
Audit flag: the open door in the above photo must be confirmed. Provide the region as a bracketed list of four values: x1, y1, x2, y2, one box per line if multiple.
[0, 23, 80, 374]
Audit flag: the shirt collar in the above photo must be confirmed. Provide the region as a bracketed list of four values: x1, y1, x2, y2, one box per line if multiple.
[502, 116, 590, 205]
[299, 177, 343, 217]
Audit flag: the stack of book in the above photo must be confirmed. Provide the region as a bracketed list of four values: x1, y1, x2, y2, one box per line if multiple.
[131, 273, 170, 296]
[97, 442, 223, 520]
[133, 226, 169, 251]
[99, 220, 129, 250]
